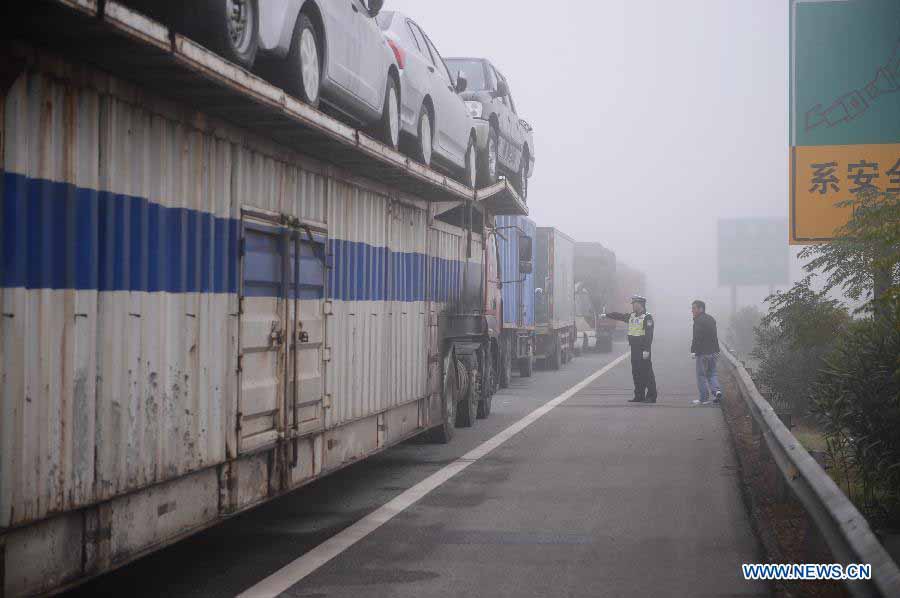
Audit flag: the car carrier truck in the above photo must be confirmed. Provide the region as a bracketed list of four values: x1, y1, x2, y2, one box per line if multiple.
[0, 3, 528, 594]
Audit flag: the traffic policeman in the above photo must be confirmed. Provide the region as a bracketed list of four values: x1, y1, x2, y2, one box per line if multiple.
[603, 296, 658, 403]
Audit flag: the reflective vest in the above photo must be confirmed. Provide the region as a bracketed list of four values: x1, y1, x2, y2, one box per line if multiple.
[628, 313, 647, 337]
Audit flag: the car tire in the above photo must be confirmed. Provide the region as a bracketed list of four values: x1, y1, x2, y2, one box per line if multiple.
[517, 148, 529, 201]
[464, 134, 477, 189]
[379, 76, 401, 150]
[199, 0, 259, 69]
[478, 123, 499, 187]
[284, 13, 321, 107]
[415, 106, 433, 166]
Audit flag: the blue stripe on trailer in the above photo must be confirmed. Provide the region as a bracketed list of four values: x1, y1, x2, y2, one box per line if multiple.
[1, 172, 477, 303]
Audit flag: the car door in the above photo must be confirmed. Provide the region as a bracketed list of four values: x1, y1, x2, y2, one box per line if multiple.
[353, 0, 388, 110]
[504, 87, 525, 171]
[399, 19, 430, 129]
[320, 0, 360, 95]
[420, 29, 468, 166]
[490, 66, 515, 171]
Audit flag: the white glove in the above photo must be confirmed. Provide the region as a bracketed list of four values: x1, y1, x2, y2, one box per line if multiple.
[690, 352, 696, 359]
[642, 351, 650, 360]
[600, 313, 607, 319]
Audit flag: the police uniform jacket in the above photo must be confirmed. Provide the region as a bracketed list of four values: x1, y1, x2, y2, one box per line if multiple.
[606, 311, 654, 350]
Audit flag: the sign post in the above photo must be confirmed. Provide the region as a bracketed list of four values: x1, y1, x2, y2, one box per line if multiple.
[790, 0, 900, 244]
[718, 219, 790, 317]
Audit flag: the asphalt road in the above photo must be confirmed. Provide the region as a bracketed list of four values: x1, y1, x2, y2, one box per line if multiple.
[68, 333, 767, 598]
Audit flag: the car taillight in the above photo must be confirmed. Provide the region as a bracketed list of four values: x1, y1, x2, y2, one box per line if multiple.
[387, 39, 405, 69]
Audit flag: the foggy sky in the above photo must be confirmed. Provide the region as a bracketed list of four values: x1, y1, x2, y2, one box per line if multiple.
[388, 0, 797, 324]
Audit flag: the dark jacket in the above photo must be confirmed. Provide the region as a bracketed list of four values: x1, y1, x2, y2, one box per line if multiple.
[606, 311, 654, 350]
[691, 312, 720, 355]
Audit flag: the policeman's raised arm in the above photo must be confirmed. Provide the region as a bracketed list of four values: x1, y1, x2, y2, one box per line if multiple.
[603, 312, 629, 322]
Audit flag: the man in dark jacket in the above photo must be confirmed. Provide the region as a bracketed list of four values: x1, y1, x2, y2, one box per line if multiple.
[603, 296, 657, 403]
[690, 300, 721, 405]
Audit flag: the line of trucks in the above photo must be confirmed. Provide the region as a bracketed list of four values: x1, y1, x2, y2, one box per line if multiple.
[0, 2, 643, 595]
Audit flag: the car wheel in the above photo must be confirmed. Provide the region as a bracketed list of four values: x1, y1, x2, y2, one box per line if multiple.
[464, 134, 477, 189]
[478, 123, 499, 186]
[202, 0, 259, 69]
[379, 76, 401, 150]
[285, 13, 321, 107]
[415, 106, 433, 166]
[517, 149, 529, 200]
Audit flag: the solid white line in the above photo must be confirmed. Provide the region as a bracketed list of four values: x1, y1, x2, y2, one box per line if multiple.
[237, 353, 629, 598]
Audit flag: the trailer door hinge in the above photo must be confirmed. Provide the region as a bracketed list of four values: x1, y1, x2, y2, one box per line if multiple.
[322, 347, 332, 362]
[323, 394, 332, 409]
[237, 355, 243, 373]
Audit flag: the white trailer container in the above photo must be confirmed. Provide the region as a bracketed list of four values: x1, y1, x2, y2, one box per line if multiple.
[0, 3, 528, 591]
[533, 227, 576, 369]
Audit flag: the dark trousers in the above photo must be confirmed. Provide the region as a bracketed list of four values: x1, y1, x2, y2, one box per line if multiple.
[630, 345, 657, 402]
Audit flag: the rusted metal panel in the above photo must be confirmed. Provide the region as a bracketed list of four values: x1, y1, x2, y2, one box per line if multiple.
[3, 510, 84, 596]
[1, 69, 101, 528]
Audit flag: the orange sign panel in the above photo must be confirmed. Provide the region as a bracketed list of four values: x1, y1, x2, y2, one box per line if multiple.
[790, 143, 900, 244]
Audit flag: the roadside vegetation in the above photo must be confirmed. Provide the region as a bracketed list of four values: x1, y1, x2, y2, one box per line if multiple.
[747, 189, 900, 530]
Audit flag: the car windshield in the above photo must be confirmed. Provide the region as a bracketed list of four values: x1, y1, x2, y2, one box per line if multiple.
[375, 11, 394, 30]
[445, 59, 487, 91]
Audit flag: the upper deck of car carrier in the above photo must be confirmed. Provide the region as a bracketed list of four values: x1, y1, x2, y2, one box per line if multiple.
[9, 0, 528, 216]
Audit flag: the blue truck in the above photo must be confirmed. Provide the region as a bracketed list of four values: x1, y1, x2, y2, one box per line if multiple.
[496, 215, 537, 382]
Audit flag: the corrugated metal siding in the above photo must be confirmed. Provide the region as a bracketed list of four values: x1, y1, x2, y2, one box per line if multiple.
[325, 183, 429, 429]
[1, 68, 240, 527]
[496, 215, 535, 329]
[1, 71, 101, 527]
[551, 229, 576, 328]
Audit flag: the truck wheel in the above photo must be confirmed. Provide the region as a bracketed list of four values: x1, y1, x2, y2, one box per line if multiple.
[599, 337, 613, 353]
[583, 335, 589, 354]
[456, 360, 478, 428]
[477, 351, 493, 419]
[519, 354, 534, 377]
[201, 0, 259, 69]
[549, 340, 562, 370]
[426, 352, 457, 443]
[499, 342, 512, 388]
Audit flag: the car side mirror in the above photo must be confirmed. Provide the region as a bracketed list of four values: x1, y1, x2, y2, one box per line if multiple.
[492, 79, 509, 99]
[367, 0, 384, 17]
[455, 72, 468, 93]
[519, 260, 532, 274]
[518, 235, 532, 262]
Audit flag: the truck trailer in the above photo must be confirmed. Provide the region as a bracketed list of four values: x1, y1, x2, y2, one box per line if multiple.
[574, 242, 617, 353]
[0, 4, 529, 594]
[495, 215, 537, 381]
[533, 227, 576, 369]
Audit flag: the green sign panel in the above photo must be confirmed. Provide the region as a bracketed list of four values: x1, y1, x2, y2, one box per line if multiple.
[718, 219, 789, 287]
[791, 0, 900, 147]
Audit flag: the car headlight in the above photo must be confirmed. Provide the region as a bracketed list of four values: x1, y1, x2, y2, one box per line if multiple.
[465, 101, 484, 119]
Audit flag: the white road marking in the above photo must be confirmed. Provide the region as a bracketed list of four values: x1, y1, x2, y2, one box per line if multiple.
[237, 353, 629, 598]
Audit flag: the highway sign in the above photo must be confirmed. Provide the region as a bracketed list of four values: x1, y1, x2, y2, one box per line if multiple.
[790, 0, 900, 243]
[718, 219, 790, 287]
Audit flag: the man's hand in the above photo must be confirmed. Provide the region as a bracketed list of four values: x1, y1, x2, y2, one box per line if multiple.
[690, 353, 696, 359]
[642, 351, 650, 360]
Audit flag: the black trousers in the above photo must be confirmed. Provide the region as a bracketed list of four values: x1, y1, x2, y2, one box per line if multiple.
[630, 345, 657, 402]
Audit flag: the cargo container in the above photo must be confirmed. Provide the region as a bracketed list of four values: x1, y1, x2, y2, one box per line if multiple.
[0, 3, 528, 594]
[495, 215, 536, 380]
[533, 227, 576, 369]
[574, 242, 617, 353]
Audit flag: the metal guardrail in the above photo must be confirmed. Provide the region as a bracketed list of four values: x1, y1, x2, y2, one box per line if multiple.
[721, 346, 900, 597]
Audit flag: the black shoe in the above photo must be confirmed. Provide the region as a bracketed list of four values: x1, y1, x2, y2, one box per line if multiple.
[644, 397, 657, 403]
[628, 397, 643, 403]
